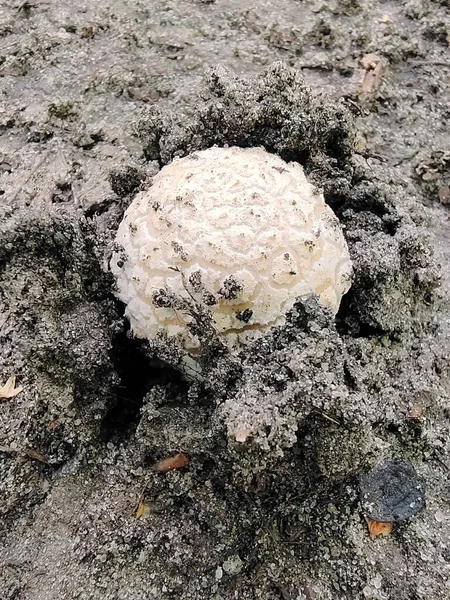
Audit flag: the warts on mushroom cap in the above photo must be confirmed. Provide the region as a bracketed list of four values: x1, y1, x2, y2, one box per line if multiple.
[111, 146, 353, 352]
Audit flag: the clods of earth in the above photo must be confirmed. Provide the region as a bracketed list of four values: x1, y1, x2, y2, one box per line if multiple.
[1, 1, 450, 599]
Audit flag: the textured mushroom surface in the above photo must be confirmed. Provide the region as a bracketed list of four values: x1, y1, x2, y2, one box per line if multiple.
[111, 146, 352, 349]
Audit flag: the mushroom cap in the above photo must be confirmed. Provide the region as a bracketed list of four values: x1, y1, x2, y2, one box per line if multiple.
[111, 146, 352, 349]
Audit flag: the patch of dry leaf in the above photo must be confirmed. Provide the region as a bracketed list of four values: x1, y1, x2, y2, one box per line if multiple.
[0, 376, 23, 399]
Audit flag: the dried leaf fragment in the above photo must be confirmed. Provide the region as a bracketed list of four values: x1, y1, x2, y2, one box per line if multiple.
[0, 376, 23, 399]
[357, 54, 386, 105]
[135, 498, 150, 519]
[438, 186, 450, 205]
[367, 518, 393, 538]
[153, 452, 189, 473]
[24, 448, 49, 463]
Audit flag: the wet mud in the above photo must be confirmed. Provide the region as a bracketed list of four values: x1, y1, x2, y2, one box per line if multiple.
[1, 1, 450, 599]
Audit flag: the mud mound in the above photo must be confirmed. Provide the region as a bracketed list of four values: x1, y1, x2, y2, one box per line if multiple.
[1, 63, 449, 600]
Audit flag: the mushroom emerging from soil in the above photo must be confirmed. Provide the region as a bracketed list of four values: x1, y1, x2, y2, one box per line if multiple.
[111, 146, 352, 355]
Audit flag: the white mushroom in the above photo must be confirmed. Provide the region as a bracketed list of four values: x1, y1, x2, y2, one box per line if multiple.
[111, 146, 352, 354]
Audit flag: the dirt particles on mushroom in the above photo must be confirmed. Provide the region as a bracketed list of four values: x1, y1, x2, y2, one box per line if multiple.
[1, 1, 450, 599]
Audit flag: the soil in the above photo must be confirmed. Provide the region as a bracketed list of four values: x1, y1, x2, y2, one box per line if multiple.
[1, 1, 450, 599]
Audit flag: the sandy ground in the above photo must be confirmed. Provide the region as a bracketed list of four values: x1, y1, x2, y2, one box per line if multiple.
[1, 0, 450, 599]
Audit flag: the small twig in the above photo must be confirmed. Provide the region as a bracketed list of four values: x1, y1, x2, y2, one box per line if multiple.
[410, 60, 450, 68]
[17, 2, 37, 12]
[436, 456, 450, 472]
[313, 409, 341, 426]
[392, 151, 421, 167]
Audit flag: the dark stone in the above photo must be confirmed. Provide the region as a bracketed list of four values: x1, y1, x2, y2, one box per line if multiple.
[360, 459, 426, 522]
